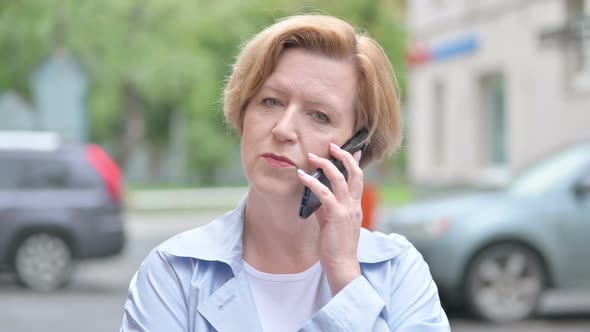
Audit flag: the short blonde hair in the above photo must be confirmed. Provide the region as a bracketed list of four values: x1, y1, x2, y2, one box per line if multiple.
[223, 14, 402, 166]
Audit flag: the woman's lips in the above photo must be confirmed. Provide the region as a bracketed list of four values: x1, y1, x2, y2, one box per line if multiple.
[262, 154, 295, 168]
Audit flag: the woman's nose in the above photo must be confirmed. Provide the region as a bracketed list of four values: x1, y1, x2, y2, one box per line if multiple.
[271, 107, 298, 142]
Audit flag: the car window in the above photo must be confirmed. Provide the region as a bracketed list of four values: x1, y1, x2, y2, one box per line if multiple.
[0, 156, 68, 189]
[0, 158, 24, 189]
[510, 143, 590, 196]
[20, 159, 68, 189]
[578, 168, 590, 188]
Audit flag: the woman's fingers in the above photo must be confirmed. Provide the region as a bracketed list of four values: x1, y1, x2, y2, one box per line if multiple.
[297, 168, 338, 209]
[300, 143, 364, 203]
[328, 144, 364, 200]
[325, 143, 364, 200]
[306, 151, 350, 202]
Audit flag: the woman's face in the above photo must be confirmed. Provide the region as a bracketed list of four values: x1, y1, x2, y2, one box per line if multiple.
[241, 48, 358, 198]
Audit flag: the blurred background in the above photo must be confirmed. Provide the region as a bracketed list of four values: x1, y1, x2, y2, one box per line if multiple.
[1, 0, 590, 331]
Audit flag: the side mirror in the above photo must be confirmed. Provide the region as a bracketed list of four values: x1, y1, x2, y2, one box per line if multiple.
[574, 176, 590, 198]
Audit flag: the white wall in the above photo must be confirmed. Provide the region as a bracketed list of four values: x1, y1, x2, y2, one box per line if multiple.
[407, 0, 590, 186]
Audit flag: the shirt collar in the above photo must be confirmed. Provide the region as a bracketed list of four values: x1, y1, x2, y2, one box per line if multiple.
[160, 195, 408, 274]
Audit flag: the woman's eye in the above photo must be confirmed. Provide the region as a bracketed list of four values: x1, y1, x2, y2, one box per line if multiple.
[311, 112, 329, 123]
[262, 98, 282, 107]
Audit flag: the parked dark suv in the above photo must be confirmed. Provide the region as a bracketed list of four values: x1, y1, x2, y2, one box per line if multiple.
[0, 132, 125, 291]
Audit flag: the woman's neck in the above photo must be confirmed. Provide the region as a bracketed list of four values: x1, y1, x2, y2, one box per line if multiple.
[242, 188, 321, 274]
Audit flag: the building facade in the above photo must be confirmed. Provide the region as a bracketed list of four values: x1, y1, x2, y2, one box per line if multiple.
[406, 0, 590, 187]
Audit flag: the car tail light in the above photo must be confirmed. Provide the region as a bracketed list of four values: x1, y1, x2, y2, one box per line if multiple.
[86, 144, 123, 204]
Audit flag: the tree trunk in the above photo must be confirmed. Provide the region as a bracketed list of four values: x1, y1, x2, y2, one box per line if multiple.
[147, 143, 164, 182]
[115, 81, 144, 169]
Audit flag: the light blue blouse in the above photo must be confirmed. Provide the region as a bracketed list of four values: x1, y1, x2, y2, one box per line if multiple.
[120, 198, 450, 331]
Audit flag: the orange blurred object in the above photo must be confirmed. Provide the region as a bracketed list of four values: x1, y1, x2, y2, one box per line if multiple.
[361, 183, 379, 230]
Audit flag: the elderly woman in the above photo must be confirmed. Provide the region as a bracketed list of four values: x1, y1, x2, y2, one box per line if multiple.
[121, 14, 449, 332]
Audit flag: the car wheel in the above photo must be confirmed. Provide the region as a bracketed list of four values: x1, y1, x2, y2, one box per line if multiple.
[465, 243, 545, 323]
[14, 232, 73, 292]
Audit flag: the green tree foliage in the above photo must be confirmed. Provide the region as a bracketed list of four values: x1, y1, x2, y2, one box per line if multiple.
[0, 0, 407, 184]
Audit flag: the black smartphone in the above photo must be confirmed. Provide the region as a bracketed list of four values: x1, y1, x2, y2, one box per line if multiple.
[298, 128, 369, 219]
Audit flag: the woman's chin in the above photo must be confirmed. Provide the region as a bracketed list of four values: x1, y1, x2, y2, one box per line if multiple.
[249, 177, 303, 201]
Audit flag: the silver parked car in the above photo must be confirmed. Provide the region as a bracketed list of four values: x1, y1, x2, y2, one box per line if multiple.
[0, 132, 125, 291]
[376, 140, 590, 322]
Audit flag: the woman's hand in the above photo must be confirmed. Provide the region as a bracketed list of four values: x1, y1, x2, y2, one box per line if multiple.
[297, 143, 364, 295]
